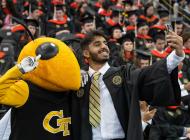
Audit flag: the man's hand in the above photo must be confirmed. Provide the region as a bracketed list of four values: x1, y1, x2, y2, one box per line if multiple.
[186, 133, 190, 139]
[80, 70, 88, 87]
[142, 108, 157, 122]
[184, 82, 190, 91]
[166, 31, 184, 57]
[17, 55, 41, 74]
[184, 127, 190, 138]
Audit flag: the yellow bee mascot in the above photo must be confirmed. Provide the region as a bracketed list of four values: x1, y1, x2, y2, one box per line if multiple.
[0, 20, 81, 140]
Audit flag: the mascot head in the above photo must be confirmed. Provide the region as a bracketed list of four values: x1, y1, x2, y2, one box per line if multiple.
[18, 38, 81, 92]
[14, 16, 81, 92]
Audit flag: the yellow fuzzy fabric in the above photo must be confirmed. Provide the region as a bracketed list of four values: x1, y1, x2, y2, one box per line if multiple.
[17, 37, 81, 92]
[0, 66, 29, 107]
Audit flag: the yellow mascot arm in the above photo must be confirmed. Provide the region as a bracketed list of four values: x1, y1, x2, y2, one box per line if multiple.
[0, 66, 29, 108]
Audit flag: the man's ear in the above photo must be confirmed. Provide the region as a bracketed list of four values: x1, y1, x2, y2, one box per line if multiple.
[83, 49, 90, 58]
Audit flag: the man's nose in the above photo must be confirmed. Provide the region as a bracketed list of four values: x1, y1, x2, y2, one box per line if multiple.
[101, 43, 108, 49]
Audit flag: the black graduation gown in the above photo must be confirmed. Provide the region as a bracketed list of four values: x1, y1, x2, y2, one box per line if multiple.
[149, 125, 185, 140]
[77, 59, 180, 140]
[149, 103, 190, 139]
[182, 53, 190, 82]
[108, 40, 121, 66]
[152, 107, 190, 126]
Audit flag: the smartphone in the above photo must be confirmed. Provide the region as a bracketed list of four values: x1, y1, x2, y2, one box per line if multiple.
[165, 23, 173, 34]
[165, 23, 174, 48]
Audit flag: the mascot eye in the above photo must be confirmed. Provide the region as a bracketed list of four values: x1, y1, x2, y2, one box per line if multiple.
[36, 42, 59, 60]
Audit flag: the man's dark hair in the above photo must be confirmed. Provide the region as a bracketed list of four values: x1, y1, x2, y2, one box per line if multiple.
[80, 30, 107, 50]
[153, 33, 165, 43]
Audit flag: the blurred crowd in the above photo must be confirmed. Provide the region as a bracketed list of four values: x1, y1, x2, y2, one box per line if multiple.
[0, 0, 190, 139]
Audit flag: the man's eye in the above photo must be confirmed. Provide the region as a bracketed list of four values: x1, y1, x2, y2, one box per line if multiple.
[94, 43, 101, 46]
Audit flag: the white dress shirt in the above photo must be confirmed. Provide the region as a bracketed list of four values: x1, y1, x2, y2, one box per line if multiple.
[142, 120, 152, 131]
[88, 50, 184, 140]
[0, 109, 11, 140]
[178, 79, 189, 97]
[89, 63, 125, 140]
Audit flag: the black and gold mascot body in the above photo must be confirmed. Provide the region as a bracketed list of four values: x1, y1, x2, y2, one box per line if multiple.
[0, 37, 81, 140]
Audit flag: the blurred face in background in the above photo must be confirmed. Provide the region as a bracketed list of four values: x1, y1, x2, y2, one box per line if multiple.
[159, 16, 169, 25]
[175, 24, 183, 35]
[28, 25, 37, 36]
[1, 0, 6, 8]
[184, 38, 190, 49]
[112, 29, 122, 40]
[138, 25, 149, 35]
[146, 6, 154, 17]
[124, 4, 132, 12]
[179, 0, 187, 6]
[112, 16, 120, 23]
[139, 59, 150, 68]
[31, 10, 40, 20]
[79, 3, 88, 14]
[155, 39, 166, 51]
[56, 10, 64, 20]
[128, 15, 137, 25]
[145, 41, 154, 50]
[123, 40, 133, 51]
[82, 22, 95, 33]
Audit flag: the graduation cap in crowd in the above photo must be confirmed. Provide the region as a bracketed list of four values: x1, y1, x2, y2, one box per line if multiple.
[108, 24, 123, 35]
[152, 31, 165, 42]
[24, 19, 39, 27]
[85, 6, 96, 16]
[158, 9, 169, 18]
[31, 4, 39, 12]
[137, 19, 148, 29]
[122, 0, 133, 6]
[62, 34, 81, 49]
[24, 2, 40, 14]
[11, 16, 35, 40]
[46, 19, 71, 37]
[110, 5, 124, 13]
[102, 0, 114, 10]
[135, 49, 152, 62]
[56, 33, 80, 43]
[55, 4, 66, 11]
[110, 6, 124, 18]
[80, 13, 94, 24]
[127, 10, 139, 17]
[52, 4, 66, 19]
[144, 3, 154, 13]
[120, 33, 134, 44]
[47, 24, 70, 37]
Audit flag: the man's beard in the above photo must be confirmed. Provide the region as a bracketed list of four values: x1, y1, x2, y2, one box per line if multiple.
[89, 52, 109, 64]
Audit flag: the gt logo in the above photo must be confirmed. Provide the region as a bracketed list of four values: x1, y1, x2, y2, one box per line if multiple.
[43, 110, 71, 136]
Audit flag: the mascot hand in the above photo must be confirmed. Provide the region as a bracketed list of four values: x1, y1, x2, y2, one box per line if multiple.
[17, 55, 41, 74]
[80, 70, 88, 87]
